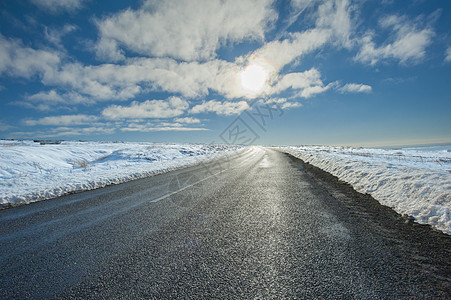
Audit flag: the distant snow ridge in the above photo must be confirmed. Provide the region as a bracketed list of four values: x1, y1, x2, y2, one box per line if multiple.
[0, 140, 244, 207]
[280, 145, 451, 235]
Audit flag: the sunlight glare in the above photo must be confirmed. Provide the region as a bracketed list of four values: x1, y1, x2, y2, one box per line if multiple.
[239, 64, 269, 95]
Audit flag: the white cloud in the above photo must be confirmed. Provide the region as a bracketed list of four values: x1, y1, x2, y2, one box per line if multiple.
[14, 90, 95, 111]
[273, 68, 323, 93]
[281, 101, 302, 109]
[24, 114, 98, 126]
[355, 15, 434, 65]
[102, 96, 189, 120]
[445, 47, 451, 62]
[27, 90, 65, 103]
[14, 90, 67, 111]
[339, 83, 372, 93]
[39, 126, 115, 137]
[95, 39, 125, 62]
[41, 58, 221, 100]
[316, 0, 354, 48]
[290, 0, 312, 10]
[174, 117, 201, 124]
[271, 68, 333, 98]
[0, 121, 14, 131]
[120, 122, 207, 132]
[190, 100, 250, 116]
[0, 34, 61, 79]
[260, 97, 301, 110]
[249, 28, 331, 72]
[248, 0, 354, 72]
[299, 84, 333, 98]
[95, 0, 277, 62]
[30, 0, 85, 13]
[44, 24, 77, 47]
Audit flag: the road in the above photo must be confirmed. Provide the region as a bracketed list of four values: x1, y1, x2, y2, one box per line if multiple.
[0, 147, 449, 298]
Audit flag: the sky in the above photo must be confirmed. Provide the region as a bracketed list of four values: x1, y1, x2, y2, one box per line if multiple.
[0, 0, 450, 147]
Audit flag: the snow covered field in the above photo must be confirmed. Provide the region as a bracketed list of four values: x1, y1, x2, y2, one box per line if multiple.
[0, 140, 243, 207]
[279, 145, 451, 235]
[2, 140, 450, 235]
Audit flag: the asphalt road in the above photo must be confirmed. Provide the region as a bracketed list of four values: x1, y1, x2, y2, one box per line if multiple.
[0, 147, 449, 298]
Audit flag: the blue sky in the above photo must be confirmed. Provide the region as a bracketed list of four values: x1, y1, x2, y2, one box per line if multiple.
[0, 0, 450, 146]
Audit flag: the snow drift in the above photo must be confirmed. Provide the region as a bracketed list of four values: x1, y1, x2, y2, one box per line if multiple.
[0, 140, 243, 207]
[279, 145, 451, 235]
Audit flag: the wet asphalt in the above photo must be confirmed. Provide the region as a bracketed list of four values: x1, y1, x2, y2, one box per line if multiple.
[0, 146, 449, 298]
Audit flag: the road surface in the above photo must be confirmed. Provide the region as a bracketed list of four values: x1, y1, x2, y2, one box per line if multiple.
[0, 147, 450, 298]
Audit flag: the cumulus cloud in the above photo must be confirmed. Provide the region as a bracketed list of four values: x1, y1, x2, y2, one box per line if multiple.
[0, 34, 61, 79]
[355, 15, 434, 65]
[316, 0, 354, 48]
[95, 0, 277, 62]
[260, 97, 302, 110]
[339, 83, 372, 93]
[30, 0, 85, 13]
[445, 47, 451, 62]
[102, 96, 189, 120]
[44, 24, 77, 47]
[0, 121, 14, 131]
[273, 68, 324, 93]
[248, 0, 354, 72]
[27, 90, 65, 103]
[14, 90, 67, 111]
[249, 28, 331, 72]
[298, 83, 334, 98]
[39, 58, 224, 100]
[39, 126, 115, 137]
[24, 114, 98, 126]
[270, 68, 333, 98]
[120, 122, 207, 132]
[190, 100, 250, 116]
[174, 117, 201, 124]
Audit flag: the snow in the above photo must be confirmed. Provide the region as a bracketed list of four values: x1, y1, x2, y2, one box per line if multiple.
[0, 140, 243, 207]
[2, 140, 450, 235]
[279, 145, 451, 235]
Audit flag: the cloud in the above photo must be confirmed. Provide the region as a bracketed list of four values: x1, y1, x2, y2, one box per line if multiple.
[27, 90, 65, 103]
[0, 121, 14, 131]
[298, 83, 334, 98]
[30, 0, 85, 13]
[95, 0, 277, 62]
[38, 126, 115, 137]
[290, 0, 312, 10]
[44, 24, 77, 47]
[249, 28, 331, 72]
[355, 15, 434, 65]
[190, 100, 250, 116]
[260, 97, 301, 110]
[273, 68, 323, 92]
[339, 83, 372, 93]
[271, 68, 333, 98]
[174, 117, 201, 124]
[248, 0, 354, 72]
[40, 58, 221, 100]
[445, 47, 451, 62]
[280, 101, 302, 109]
[14, 90, 95, 111]
[0, 34, 61, 79]
[316, 0, 354, 48]
[24, 114, 98, 126]
[120, 122, 208, 132]
[102, 96, 189, 120]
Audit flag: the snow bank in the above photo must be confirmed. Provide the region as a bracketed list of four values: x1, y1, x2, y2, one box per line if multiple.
[0, 140, 243, 206]
[279, 145, 451, 235]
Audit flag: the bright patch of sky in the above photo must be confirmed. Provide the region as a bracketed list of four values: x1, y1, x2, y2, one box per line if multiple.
[0, 0, 450, 146]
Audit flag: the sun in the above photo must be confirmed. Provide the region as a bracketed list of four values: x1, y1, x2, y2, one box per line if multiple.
[239, 64, 269, 95]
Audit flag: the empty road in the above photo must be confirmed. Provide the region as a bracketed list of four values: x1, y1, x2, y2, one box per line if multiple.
[0, 147, 450, 298]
